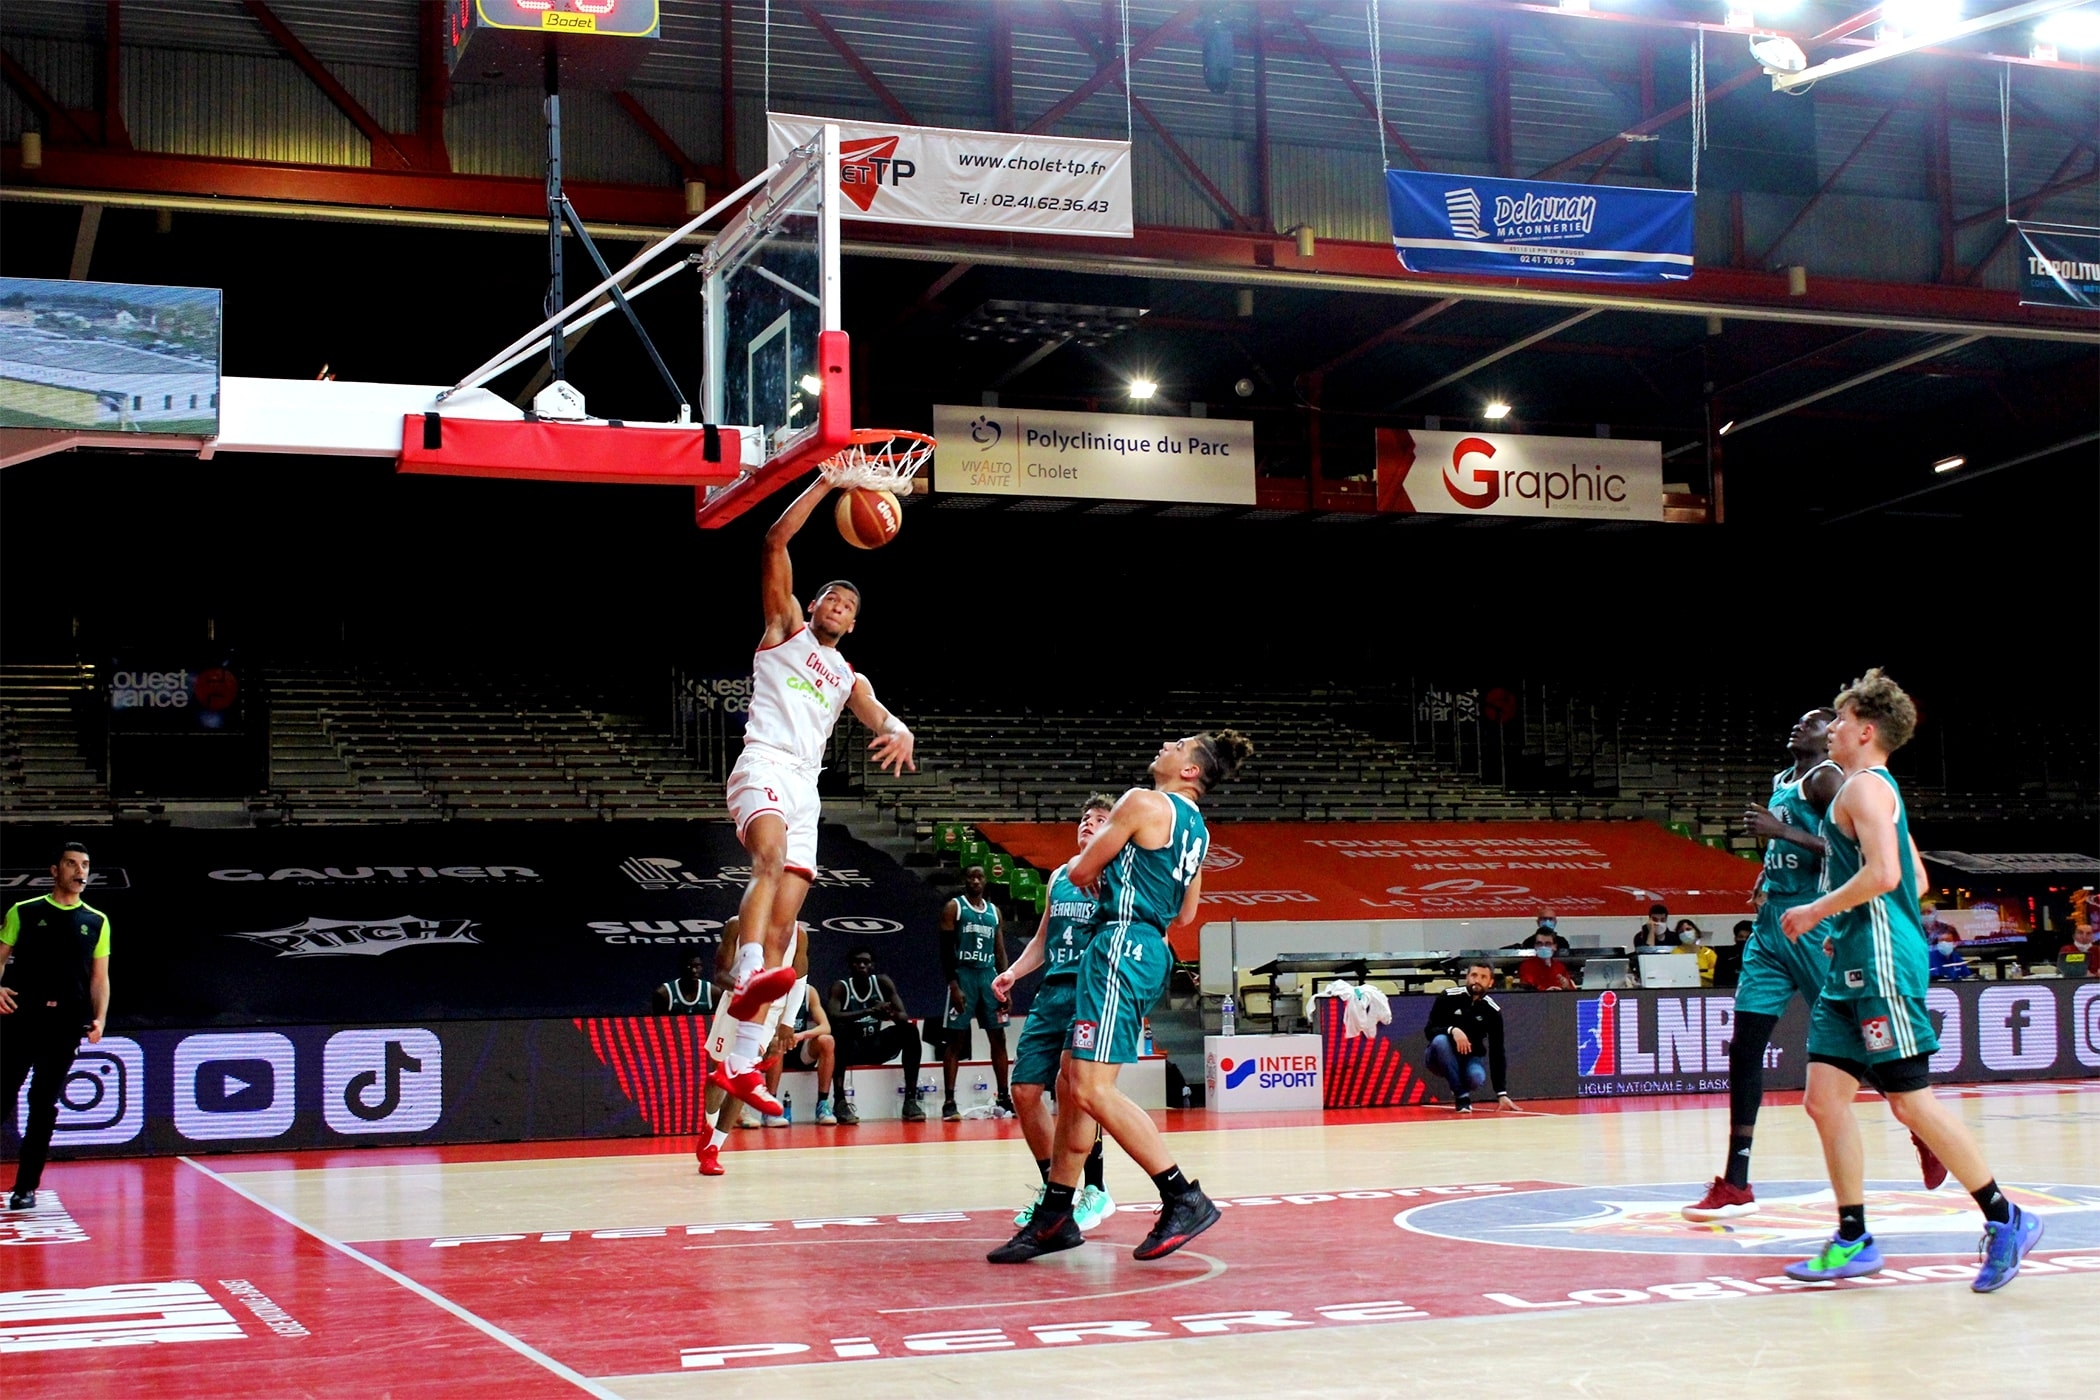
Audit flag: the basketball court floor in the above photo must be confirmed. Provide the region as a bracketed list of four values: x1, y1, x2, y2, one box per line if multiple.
[5, 1079, 2096, 1397]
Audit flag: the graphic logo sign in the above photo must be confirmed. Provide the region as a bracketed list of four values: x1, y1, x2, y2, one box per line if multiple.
[14, 1037, 143, 1147]
[821, 916, 904, 935]
[1444, 187, 1486, 240]
[1071, 1020, 1098, 1051]
[969, 414, 1001, 446]
[210, 864, 538, 884]
[1375, 428, 1663, 522]
[1220, 1057, 1259, 1090]
[1577, 990, 1619, 1076]
[225, 916, 480, 958]
[1207, 1036, 1323, 1112]
[1401, 1180, 2100, 1256]
[1200, 845, 1243, 872]
[173, 1033, 296, 1141]
[839, 133, 914, 211]
[323, 1029, 443, 1135]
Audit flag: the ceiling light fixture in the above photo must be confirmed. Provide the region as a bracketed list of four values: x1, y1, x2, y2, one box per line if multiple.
[798, 374, 823, 396]
[1718, 419, 1737, 436]
[1484, 400, 1512, 420]
[1129, 378, 1158, 400]
[1933, 455, 1966, 473]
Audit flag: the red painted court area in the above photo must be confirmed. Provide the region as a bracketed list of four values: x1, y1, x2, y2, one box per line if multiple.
[5, 1089, 2098, 1395]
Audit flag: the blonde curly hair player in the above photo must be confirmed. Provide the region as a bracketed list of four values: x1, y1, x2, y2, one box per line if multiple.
[1777, 669, 2039, 1292]
[990, 730, 1254, 1266]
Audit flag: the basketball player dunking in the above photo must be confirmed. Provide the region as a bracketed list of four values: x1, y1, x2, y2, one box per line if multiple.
[990, 731, 1253, 1265]
[712, 477, 916, 1118]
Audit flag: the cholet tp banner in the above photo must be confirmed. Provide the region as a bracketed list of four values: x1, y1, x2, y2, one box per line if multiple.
[768, 113, 1132, 238]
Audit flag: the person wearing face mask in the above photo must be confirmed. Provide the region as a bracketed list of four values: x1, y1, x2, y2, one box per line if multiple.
[1634, 903, 1673, 947]
[2058, 922, 2097, 976]
[1928, 929, 1975, 981]
[1516, 930, 1576, 991]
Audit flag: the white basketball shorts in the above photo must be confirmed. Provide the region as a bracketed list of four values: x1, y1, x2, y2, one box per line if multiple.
[727, 748, 821, 878]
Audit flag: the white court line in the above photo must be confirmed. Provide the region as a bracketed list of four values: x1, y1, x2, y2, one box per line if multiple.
[879, 1249, 1227, 1315]
[178, 1156, 621, 1400]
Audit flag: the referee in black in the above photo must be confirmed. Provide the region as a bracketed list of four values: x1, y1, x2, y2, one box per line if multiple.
[1, 841, 112, 1210]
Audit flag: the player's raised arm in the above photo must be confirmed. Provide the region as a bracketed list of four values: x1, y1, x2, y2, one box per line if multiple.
[996, 905, 1053, 1001]
[759, 475, 836, 644]
[1068, 788, 1158, 890]
[846, 676, 915, 774]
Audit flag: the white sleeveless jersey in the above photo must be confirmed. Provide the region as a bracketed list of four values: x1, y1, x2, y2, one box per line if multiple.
[742, 626, 856, 770]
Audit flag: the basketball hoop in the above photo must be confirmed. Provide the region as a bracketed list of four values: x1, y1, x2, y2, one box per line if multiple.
[818, 428, 935, 495]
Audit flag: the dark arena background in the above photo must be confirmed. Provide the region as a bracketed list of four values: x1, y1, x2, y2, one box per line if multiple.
[1, 3, 2096, 1396]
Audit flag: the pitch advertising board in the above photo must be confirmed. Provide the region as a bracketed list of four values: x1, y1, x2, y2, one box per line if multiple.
[1205, 1034, 1322, 1112]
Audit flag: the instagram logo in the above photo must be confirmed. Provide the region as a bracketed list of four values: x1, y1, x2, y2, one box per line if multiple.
[16, 1037, 145, 1146]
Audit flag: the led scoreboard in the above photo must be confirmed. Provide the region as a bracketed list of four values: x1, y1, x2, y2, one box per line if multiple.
[447, 0, 659, 85]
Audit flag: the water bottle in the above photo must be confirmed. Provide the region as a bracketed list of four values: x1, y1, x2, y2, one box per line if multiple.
[782, 1092, 792, 1125]
[1180, 1084, 1192, 1109]
[1142, 1018, 1154, 1057]
[1221, 996, 1237, 1038]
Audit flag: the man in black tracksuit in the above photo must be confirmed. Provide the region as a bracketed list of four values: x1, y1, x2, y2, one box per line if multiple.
[1423, 962, 1517, 1113]
[1, 841, 113, 1210]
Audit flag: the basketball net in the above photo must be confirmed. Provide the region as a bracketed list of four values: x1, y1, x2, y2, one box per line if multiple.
[818, 428, 934, 495]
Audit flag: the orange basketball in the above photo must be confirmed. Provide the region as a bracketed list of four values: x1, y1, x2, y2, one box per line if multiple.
[835, 488, 903, 549]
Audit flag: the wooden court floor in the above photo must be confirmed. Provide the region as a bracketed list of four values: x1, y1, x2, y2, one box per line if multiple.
[5, 1081, 2097, 1398]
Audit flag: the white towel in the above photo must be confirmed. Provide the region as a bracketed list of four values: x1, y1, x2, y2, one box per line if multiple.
[1320, 981, 1393, 1040]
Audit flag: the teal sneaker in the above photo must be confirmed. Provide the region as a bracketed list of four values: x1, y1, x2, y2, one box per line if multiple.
[1784, 1232, 1884, 1282]
[1973, 1205, 2043, 1293]
[1014, 1184, 1046, 1227]
[1074, 1186, 1116, 1232]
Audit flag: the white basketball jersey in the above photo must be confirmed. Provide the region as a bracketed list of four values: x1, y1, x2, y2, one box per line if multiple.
[743, 626, 856, 770]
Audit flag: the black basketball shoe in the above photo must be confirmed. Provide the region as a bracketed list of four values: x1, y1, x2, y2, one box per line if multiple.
[1133, 1184, 1220, 1260]
[987, 1213, 1085, 1263]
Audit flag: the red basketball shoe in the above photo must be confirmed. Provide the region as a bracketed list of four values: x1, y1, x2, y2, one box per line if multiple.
[726, 964, 799, 1020]
[1682, 1176, 1759, 1221]
[696, 1142, 725, 1177]
[710, 1059, 785, 1117]
[1912, 1131, 1949, 1190]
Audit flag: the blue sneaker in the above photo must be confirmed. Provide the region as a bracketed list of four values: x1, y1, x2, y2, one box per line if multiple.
[1014, 1184, 1046, 1227]
[1784, 1232, 1884, 1282]
[1074, 1185, 1116, 1232]
[1973, 1205, 2043, 1293]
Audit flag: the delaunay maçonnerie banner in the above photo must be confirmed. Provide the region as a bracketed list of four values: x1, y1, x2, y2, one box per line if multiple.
[1386, 167, 1694, 283]
[933, 404, 1257, 507]
[768, 113, 1132, 238]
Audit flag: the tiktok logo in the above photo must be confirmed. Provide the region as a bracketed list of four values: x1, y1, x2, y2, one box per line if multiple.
[323, 1029, 443, 1135]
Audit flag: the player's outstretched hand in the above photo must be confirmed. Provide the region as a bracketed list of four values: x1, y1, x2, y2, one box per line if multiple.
[869, 726, 916, 776]
[992, 971, 1014, 1003]
[1779, 903, 1820, 940]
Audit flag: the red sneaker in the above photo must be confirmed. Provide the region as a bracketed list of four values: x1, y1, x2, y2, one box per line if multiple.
[696, 1142, 724, 1176]
[1682, 1176, 1759, 1222]
[1912, 1132, 1948, 1190]
[726, 965, 799, 1020]
[709, 1060, 784, 1117]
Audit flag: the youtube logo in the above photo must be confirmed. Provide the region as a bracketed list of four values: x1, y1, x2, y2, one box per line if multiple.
[173, 1033, 296, 1141]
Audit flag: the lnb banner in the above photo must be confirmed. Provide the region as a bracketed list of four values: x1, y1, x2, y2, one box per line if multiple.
[1376, 427, 1664, 522]
[1386, 168, 1693, 282]
[934, 403, 1256, 505]
[768, 113, 1133, 238]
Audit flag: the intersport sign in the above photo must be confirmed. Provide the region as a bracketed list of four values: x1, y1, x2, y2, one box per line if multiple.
[1375, 428, 1663, 522]
[767, 114, 1132, 238]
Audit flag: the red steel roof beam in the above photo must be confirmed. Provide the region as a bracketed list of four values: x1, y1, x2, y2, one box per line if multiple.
[239, 0, 416, 170]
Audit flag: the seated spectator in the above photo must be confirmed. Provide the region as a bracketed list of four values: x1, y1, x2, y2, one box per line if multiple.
[1516, 929, 1576, 991]
[1506, 910, 1570, 952]
[1929, 930, 1976, 981]
[2058, 924, 2096, 976]
[1634, 903, 1672, 947]
[653, 950, 721, 1017]
[763, 971, 838, 1126]
[1683, 925, 1718, 987]
[825, 947, 927, 1123]
[1712, 920, 1752, 989]
[1422, 963, 1517, 1113]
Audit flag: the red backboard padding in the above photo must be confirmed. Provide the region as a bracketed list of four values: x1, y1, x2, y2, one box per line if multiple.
[397, 414, 743, 486]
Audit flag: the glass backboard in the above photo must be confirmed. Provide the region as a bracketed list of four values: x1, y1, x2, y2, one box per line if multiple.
[700, 124, 841, 468]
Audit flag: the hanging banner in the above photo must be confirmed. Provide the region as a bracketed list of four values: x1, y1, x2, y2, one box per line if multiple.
[1386, 169, 1694, 282]
[769, 113, 1133, 238]
[2016, 225, 2100, 311]
[932, 403, 1255, 505]
[1375, 427, 1664, 521]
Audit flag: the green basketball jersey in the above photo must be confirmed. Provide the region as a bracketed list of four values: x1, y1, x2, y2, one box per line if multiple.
[1819, 767, 1928, 1002]
[1761, 760, 1839, 901]
[953, 895, 1000, 967]
[1098, 790, 1207, 933]
[1041, 863, 1101, 983]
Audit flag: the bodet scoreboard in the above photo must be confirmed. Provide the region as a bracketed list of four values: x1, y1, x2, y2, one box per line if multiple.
[447, 0, 660, 86]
